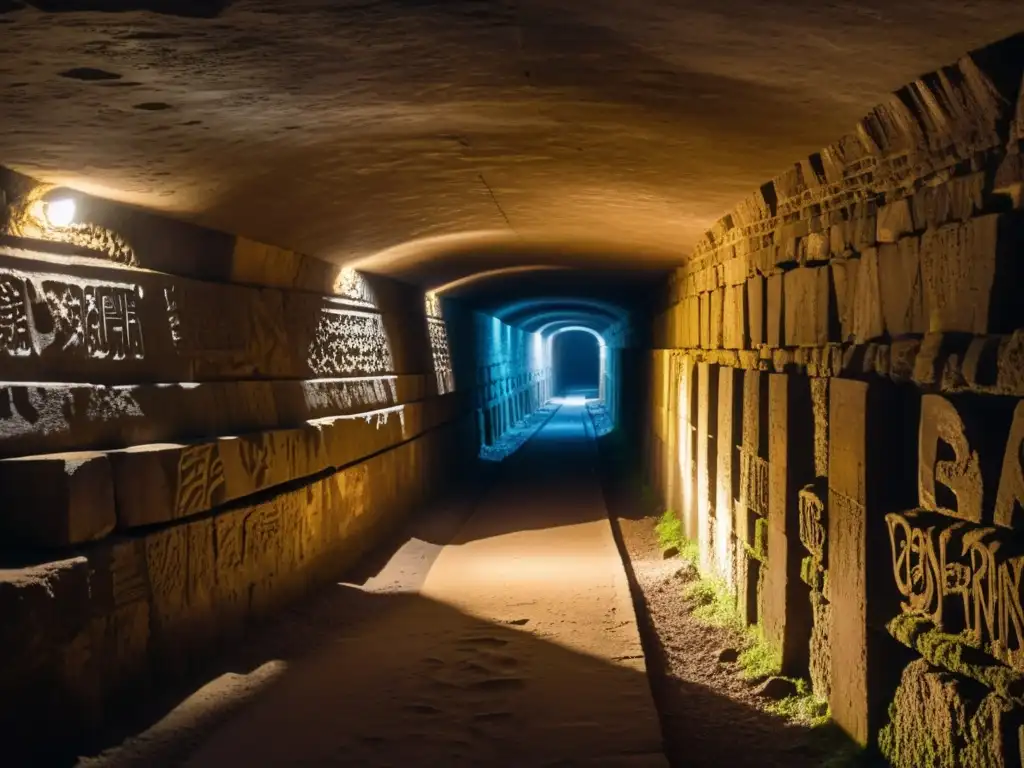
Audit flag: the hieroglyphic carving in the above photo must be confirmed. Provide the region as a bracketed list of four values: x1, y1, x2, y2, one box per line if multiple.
[799, 487, 826, 564]
[0, 269, 145, 361]
[887, 511, 1024, 671]
[428, 317, 455, 395]
[175, 443, 225, 518]
[163, 286, 182, 345]
[238, 434, 273, 490]
[300, 376, 397, 413]
[996, 401, 1024, 529]
[0, 274, 31, 357]
[307, 302, 393, 376]
[919, 394, 982, 522]
[424, 292, 442, 319]
[739, 450, 769, 517]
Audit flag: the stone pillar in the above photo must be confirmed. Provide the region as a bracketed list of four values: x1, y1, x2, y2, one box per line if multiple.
[828, 379, 915, 746]
[679, 356, 699, 541]
[736, 369, 769, 625]
[696, 362, 719, 571]
[763, 373, 814, 677]
[715, 367, 744, 587]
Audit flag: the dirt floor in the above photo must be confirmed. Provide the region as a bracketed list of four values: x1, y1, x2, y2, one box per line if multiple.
[596, 437, 867, 768]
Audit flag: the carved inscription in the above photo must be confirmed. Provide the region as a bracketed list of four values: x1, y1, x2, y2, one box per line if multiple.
[919, 394, 982, 523]
[0, 274, 31, 356]
[739, 450, 769, 517]
[163, 286, 182, 345]
[996, 401, 1024, 529]
[175, 443, 226, 518]
[799, 488, 826, 564]
[307, 302, 393, 376]
[0, 269, 145, 362]
[428, 317, 455, 396]
[887, 511, 1024, 671]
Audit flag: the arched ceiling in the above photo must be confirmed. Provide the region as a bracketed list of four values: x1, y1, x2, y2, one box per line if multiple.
[2, 1, 1022, 290]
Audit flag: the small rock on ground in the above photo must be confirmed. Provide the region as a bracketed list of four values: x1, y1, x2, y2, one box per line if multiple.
[754, 677, 800, 701]
[717, 647, 740, 664]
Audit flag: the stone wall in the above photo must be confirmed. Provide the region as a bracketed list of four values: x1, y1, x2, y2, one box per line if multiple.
[642, 33, 1024, 764]
[0, 174, 550, 759]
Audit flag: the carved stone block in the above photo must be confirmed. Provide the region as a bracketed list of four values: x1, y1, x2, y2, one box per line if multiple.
[920, 215, 999, 334]
[699, 293, 711, 349]
[878, 237, 928, 337]
[722, 283, 746, 350]
[696, 363, 719, 572]
[783, 266, 831, 347]
[715, 368, 743, 587]
[746, 275, 765, 347]
[851, 248, 884, 342]
[831, 258, 858, 343]
[0, 451, 115, 546]
[766, 273, 784, 348]
[876, 199, 915, 243]
[709, 288, 724, 349]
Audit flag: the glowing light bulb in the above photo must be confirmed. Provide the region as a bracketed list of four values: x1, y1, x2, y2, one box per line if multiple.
[44, 198, 76, 228]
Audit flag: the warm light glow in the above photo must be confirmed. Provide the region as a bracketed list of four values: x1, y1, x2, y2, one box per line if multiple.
[44, 198, 76, 228]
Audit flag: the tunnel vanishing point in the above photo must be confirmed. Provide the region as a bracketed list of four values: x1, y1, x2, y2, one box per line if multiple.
[3, 3, 1024, 766]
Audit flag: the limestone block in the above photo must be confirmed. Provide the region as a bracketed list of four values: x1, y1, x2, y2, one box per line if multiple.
[878, 238, 928, 337]
[851, 205, 877, 250]
[684, 296, 700, 348]
[0, 451, 115, 546]
[764, 374, 814, 675]
[878, 659, 1022, 768]
[715, 368, 743, 587]
[722, 257, 746, 286]
[783, 266, 831, 347]
[809, 591, 832, 701]
[851, 249, 884, 343]
[876, 199, 915, 243]
[747, 276, 765, 347]
[696, 363, 719, 571]
[722, 284, 746, 350]
[920, 215, 1001, 334]
[830, 258, 858, 343]
[829, 223, 849, 257]
[709, 288, 724, 349]
[803, 231, 830, 263]
[699, 293, 711, 349]
[911, 173, 984, 229]
[766, 273, 784, 348]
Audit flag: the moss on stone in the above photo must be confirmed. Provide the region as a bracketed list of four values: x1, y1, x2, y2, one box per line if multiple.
[878, 659, 1017, 768]
[886, 615, 1024, 704]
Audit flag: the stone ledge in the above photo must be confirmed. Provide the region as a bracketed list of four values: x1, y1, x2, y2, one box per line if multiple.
[0, 418, 473, 759]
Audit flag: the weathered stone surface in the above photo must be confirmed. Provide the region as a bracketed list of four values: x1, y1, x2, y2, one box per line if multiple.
[830, 257, 858, 343]
[802, 231, 830, 263]
[0, 374, 426, 460]
[878, 237, 927, 338]
[709, 288, 724, 349]
[766, 273, 784, 348]
[920, 215, 998, 334]
[110, 397, 455, 529]
[722, 283, 746, 350]
[699, 293, 711, 349]
[715, 368, 743, 587]
[809, 591, 832, 701]
[747, 275, 765, 347]
[764, 374, 814, 676]
[850, 249, 884, 343]
[783, 266, 830, 347]
[876, 199, 915, 243]
[878, 659, 1023, 768]
[0, 451, 115, 546]
[696, 363, 719, 570]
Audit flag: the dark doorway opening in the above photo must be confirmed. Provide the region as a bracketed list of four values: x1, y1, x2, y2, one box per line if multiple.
[553, 330, 600, 398]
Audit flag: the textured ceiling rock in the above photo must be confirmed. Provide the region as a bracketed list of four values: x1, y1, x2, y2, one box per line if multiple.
[1, 1, 1022, 277]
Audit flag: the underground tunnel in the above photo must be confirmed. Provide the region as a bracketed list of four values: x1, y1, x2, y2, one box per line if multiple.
[2, 3, 1024, 766]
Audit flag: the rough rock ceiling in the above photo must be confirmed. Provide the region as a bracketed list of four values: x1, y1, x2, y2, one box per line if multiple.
[1, 0, 1023, 281]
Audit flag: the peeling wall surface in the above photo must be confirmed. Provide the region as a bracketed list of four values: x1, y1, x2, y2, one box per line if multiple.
[643, 35, 1024, 765]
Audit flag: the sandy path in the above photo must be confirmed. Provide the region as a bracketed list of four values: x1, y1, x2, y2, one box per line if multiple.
[96, 405, 665, 767]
